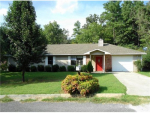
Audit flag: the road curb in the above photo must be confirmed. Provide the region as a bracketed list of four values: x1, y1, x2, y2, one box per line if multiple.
[0, 93, 125, 101]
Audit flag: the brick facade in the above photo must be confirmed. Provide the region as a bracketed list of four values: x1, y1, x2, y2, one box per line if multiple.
[86, 55, 90, 64]
[105, 55, 112, 72]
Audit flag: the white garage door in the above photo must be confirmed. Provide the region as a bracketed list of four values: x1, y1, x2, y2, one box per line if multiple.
[112, 56, 133, 72]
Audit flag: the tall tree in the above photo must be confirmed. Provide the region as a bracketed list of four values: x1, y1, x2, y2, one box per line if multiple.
[43, 21, 68, 44]
[136, 2, 150, 48]
[5, 1, 47, 82]
[86, 14, 100, 25]
[100, 1, 122, 44]
[117, 1, 144, 48]
[0, 25, 10, 62]
[72, 20, 81, 38]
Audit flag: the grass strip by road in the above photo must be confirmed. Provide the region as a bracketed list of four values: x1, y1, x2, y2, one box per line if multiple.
[0, 72, 126, 94]
[138, 71, 150, 77]
[20, 99, 37, 103]
[0, 96, 14, 102]
[1, 95, 150, 105]
[42, 95, 150, 105]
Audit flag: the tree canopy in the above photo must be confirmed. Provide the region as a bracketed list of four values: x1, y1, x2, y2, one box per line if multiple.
[71, 1, 149, 51]
[43, 21, 69, 44]
[4, 1, 47, 82]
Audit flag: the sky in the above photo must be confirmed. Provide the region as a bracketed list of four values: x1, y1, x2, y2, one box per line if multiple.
[0, 0, 149, 38]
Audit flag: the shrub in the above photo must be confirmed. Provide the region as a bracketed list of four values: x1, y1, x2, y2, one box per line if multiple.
[8, 64, 16, 72]
[38, 65, 44, 72]
[87, 61, 93, 73]
[81, 65, 87, 72]
[0, 61, 8, 71]
[52, 64, 59, 72]
[134, 60, 142, 72]
[16, 65, 22, 72]
[26, 66, 30, 72]
[31, 66, 37, 72]
[67, 66, 75, 72]
[45, 66, 51, 72]
[142, 51, 150, 70]
[59, 66, 66, 72]
[61, 73, 100, 96]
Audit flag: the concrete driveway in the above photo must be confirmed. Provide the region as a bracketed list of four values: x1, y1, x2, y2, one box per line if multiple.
[113, 72, 150, 96]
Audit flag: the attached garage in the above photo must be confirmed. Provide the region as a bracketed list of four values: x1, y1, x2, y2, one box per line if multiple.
[112, 56, 133, 72]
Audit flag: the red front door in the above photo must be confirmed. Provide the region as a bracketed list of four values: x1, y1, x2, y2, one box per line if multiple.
[96, 57, 103, 71]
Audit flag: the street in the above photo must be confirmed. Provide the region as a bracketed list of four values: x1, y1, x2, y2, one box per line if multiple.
[0, 101, 138, 112]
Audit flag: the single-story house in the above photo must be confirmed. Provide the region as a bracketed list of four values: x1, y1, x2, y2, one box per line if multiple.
[8, 39, 146, 72]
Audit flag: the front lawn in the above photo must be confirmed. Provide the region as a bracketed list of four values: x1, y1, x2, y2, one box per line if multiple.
[0, 72, 126, 95]
[138, 71, 150, 77]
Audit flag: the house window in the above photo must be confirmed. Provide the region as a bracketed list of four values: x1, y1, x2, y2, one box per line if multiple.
[71, 56, 83, 65]
[71, 56, 76, 65]
[76, 56, 83, 65]
[48, 56, 53, 65]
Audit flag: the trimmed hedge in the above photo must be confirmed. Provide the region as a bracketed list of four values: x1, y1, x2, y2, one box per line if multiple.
[52, 64, 59, 72]
[59, 66, 66, 72]
[81, 65, 87, 72]
[8, 64, 16, 72]
[16, 65, 22, 72]
[61, 73, 100, 96]
[45, 66, 51, 72]
[38, 65, 44, 72]
[31, 66, 37, 72]
[26, 66, 30, 72]
[87, 61, 93, 73]
[134, 60, 142, 72]
[67, 66, 75, 72]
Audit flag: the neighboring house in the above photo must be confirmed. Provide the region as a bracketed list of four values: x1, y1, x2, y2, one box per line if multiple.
[8, 39, 146, 72]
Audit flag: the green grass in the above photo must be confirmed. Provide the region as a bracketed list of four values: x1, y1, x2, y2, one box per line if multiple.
[0, 72, 126, 94]
[41, 95, 150, 105]
[0, 96, 14, 102]
[138, 71, 150, 77]
[20, 99, 37, 103]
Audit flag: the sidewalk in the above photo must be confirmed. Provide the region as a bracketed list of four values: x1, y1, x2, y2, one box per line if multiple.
[0, 93, 124, 101]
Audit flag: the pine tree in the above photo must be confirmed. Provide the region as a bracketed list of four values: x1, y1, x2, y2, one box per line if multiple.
[87, 61, 93, 73]
[5, 1, 47, 82]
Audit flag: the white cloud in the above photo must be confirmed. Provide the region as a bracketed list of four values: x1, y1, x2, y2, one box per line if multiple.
[0, 8, 7, 16]
[57, 18, 86, 37]
[51, 0, 78, 14]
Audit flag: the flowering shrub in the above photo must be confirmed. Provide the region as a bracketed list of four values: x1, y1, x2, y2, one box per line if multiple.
[61, 73, 100, 96]
[0, 61, 8, 71]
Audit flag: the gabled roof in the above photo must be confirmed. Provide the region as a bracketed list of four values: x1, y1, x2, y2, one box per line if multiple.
[46, 43, 146, 55]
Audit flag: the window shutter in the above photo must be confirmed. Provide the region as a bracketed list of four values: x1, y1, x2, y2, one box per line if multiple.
[53, 56, 56, 65]
[83, 56, 86, 65]
[45, 56, 48, 65]
[68, 56, 71, 65]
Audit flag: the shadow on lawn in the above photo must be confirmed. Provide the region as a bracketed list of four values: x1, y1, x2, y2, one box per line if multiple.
[97, 86, 108, 93]
[91, 73, 113, 77]
[0, 72, 77, 85]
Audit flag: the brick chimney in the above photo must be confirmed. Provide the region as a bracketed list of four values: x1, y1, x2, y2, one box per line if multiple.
[98, 38, 103, 46]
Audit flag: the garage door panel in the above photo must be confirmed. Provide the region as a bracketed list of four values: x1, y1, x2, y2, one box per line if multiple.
[112, 56, 133, 72]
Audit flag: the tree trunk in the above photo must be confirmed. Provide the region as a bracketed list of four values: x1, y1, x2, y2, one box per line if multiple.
[22, 69, 25, 82]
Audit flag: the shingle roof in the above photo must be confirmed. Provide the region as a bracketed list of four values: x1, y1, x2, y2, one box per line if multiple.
[46, 43, 145, 55]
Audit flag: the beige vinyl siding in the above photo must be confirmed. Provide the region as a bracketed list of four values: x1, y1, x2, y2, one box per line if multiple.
[55, 56, 68, 67]
[31, 58, 45, 67]
[8, 57, 16, 66]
